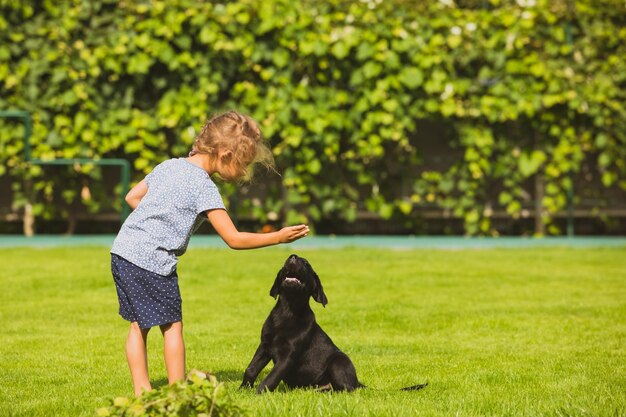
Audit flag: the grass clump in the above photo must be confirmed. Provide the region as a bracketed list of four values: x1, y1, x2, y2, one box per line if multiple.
[96, 370, 245, 417]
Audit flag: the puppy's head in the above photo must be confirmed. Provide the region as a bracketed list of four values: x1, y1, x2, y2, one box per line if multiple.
[269, 254, 328, 307]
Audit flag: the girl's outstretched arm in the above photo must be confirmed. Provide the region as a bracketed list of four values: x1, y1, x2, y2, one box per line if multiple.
[207, 209, 308, 249]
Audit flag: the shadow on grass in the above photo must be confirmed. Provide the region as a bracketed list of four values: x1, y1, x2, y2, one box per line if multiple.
[213, 369, 243, 383]
[152, 377, 170, 389]
[149, 369, 244, 390]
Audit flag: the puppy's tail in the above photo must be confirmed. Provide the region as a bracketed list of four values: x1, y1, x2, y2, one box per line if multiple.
[400, 382, 428, 391]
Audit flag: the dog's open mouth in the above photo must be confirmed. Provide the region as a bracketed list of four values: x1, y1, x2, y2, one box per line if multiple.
[284, 277, 301, 285]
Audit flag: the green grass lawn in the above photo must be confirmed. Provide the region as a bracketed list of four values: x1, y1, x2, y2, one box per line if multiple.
[1, 246, 625, 416]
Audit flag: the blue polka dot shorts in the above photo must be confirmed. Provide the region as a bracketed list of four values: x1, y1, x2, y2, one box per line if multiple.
[111, 254, 182, 329]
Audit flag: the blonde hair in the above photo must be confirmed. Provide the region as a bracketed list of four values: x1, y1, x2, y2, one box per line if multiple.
[190, 111, 275, 182]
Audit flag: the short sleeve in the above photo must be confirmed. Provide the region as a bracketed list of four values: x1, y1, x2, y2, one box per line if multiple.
[196, 182, 225, 214]
[145, 163, 162, 187]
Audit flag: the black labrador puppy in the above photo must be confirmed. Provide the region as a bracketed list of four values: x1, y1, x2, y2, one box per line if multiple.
[240, 254, 427, 393]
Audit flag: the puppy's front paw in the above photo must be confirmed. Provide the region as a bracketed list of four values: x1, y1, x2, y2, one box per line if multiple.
[256, 385, 269, 395]
[239, 381, 253, 390]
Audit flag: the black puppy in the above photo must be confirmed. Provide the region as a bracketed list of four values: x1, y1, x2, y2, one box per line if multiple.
[240, 254, 427, 393]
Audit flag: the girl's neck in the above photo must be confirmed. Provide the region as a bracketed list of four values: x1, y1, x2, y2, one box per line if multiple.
[186, 154, 215, 175]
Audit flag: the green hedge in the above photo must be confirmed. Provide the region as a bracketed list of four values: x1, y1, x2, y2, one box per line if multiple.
[1, 0, 625, 234]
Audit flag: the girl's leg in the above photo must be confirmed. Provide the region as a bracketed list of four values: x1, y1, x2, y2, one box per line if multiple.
[126, 322, 152, 396]
[160, 321, 186, 384]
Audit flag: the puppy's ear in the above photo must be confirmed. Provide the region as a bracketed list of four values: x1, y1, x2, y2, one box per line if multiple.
[311, 270, 328, 307]
[269, 269, 283, 299]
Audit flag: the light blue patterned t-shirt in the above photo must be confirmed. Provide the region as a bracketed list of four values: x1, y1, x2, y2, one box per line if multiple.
[111, 158, 225, 276]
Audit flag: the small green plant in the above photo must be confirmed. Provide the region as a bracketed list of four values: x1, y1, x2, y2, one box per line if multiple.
[96, 370, 246, 417]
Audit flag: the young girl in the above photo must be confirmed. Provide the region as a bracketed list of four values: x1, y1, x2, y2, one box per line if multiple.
[110, 110, 309, 396]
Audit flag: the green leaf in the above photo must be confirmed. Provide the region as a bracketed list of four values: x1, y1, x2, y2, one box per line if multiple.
[362, 62, 382, 79]
[307, 159, 321, 175]
[331, 41, 349, 59]
[356, 42, 374, 61]
[399, 67, 424, 89]
[598, 153, 611, 168]
[272, 48, 290, 68]
[519, 150, 547, 177]
[127, 52, 152, 74]
[595, 134, 608, 149]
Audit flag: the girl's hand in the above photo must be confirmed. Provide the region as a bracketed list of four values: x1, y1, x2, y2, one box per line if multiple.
[278, 224, 309, 243]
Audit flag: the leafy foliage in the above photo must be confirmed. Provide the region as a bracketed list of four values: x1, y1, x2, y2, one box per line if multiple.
[1, 0, 625, 234]
[95, 370, 245, 417]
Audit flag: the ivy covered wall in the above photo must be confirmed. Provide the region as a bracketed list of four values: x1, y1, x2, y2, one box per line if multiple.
[1, 0, 625, 235]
